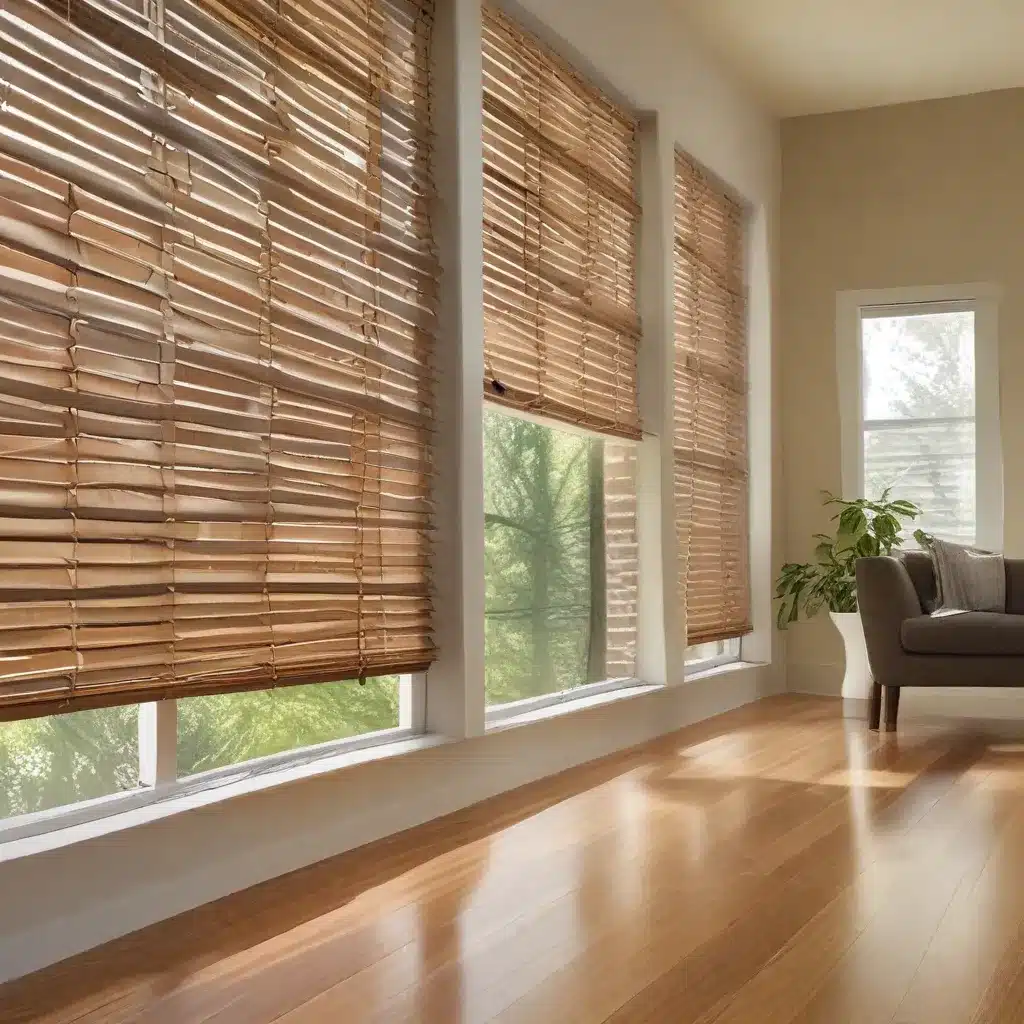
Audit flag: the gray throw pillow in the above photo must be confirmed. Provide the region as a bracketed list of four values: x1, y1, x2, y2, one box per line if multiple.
[929, 537, 1005, 613]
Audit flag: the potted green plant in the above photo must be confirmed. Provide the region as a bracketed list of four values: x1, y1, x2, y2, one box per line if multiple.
[776, 491, 928, 700]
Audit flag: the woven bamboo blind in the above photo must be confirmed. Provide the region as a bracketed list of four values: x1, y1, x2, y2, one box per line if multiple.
[673, 151, 751, 646]
[481, 5, 642, 440]
[0, 0, 437, 719]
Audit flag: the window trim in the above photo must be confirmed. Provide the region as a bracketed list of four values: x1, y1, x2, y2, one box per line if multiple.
[485, 676, 645, 725]
[836, 284, 1003, 551]
[0, 722, 422, 846]
[481, 406, 642, 714]
[0, 675, 422, 844]
[1, 732, 452, 863]
[685, 651, 739, 674]
[684, 637, 742, 675]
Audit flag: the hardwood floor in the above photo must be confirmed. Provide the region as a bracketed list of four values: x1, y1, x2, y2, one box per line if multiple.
[6, 694, 1024, 1022]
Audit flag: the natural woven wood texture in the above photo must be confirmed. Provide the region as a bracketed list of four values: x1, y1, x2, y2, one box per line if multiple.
[673, 151, 750, 646]
[480, 4, 641, 440]
[7, 695, 1024, 1022]
[0, 0, 438, 717]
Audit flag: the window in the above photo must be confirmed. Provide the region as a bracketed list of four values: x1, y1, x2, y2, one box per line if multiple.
[685, 639, 741, 672]
[0, 0, 436, 826]
[673, 152, 751, 648]
[0, 0, 437, 723]
[839, 288, 1002, 551]
[479, 6, 642, 712]
[483, 411, 637, 708]
[0, 706, 140, 819]
[0, 675, 407, 827]
[177, 678, 402, 777]
[861, 307, 976, 543]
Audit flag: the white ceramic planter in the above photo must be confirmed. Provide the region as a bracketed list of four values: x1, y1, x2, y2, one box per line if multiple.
[830, 610, 874, 701]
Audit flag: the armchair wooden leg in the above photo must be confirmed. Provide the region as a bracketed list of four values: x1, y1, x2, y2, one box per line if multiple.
[868, 682, 882, 731]
[884, 685, 901, 732]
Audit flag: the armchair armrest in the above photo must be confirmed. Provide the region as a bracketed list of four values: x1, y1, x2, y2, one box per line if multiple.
[855, 557, 924, 685]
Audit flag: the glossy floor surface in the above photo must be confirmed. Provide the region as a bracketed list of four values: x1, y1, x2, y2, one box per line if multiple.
[5, 694, 1024, 1022]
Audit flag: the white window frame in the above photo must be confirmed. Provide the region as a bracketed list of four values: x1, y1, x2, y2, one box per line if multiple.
[684, 638, 742, 674]
[0, 674, 423, 844]
[480, 405, 644, 721]
[836, 284, 1003, 551]
[485, 676, 646, 725]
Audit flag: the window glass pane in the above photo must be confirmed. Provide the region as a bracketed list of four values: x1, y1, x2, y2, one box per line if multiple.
[177, 678, 400, 778]
[0, 706, 140, 819]
[864, 420, 975, 544]
[862, 311, 974, 420]
[685, 638, 741, 665]
[484, 410, 637, 706]
[861, 309, 976, 543]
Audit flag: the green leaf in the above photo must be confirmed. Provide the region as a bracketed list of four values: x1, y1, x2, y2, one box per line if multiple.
[838, 506, 868, 539]
[814, 540, 833, 562]
[855, 534, 879, 558]
[880, 513, 902, 537]
[889, 500, 919, 516]
[776, 602, 788, 630]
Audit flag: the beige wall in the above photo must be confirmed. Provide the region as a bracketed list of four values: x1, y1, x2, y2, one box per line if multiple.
[781, 88, 1024, 695]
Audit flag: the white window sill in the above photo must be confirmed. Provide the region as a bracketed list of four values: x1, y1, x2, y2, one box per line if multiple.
[684, 659, 762, 682]
[0, 664, 765, 864]
[0, 682, 655, 862]
[0, 732, 450, 864]
[486, 682, 663, 733]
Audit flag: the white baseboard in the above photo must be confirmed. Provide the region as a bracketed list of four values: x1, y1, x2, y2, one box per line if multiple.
[788, 662, 1024, 723]
[901, 687, 1024, 721]
[786, 661, 843, 698]
[842, 697, 870, 720]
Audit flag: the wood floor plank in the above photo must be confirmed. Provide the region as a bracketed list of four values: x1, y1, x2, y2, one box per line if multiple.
[7, 696, 1024, 1023]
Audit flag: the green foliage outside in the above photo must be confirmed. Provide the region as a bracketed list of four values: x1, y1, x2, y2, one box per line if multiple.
[0, 677, 398, 820]
[176, 678, 399, 776]
[0, 705, 139, 820]
[483, 409, 605, 704]
[863, 311, 975, 542]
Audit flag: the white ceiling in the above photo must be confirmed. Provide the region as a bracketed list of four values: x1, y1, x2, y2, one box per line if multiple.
[677, 0, 1024, 117]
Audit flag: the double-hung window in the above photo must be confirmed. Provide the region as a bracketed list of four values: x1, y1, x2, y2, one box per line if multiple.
[861, 305, 977, 543]
[839, 289, 1002, 550]
[673, 152, 751, 661]
[480, 5, 641, 712]
[0, 0, 436, 822]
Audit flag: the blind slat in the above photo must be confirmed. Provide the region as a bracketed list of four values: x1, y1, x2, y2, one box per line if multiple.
[0, 0, 437, 719]
[674, 151, 750, 647]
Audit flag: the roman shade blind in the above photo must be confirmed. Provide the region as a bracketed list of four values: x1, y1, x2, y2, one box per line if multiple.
[480, 4, 642, 440]
[0, 0, 437, 719]
[673, 151, 751, 646]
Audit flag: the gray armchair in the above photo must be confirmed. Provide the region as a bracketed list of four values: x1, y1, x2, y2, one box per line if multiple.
[855, 552, 1024, 730]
